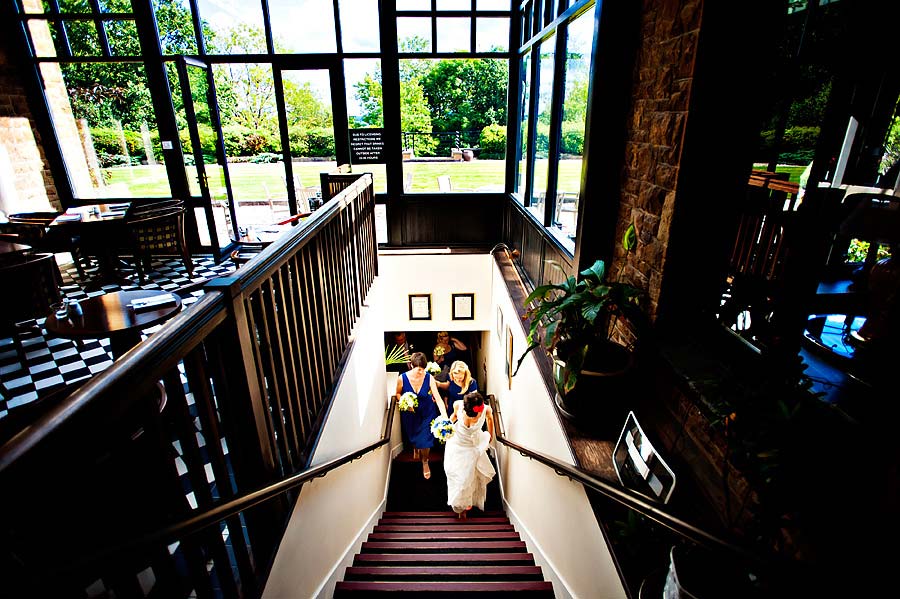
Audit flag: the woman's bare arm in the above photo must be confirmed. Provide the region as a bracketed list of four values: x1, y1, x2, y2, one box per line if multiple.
[430, 376, 448, 419]
[485, 406, 494, 442]
[395, 374, 404, 397]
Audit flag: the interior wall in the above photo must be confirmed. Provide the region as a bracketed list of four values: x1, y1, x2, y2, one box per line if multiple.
[485, 261, 627, 598]
[263, 277, 392, 599]
[0, 32, 58, 212]
[378, 252, 494, 334]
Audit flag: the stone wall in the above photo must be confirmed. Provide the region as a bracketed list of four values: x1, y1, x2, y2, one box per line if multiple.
[0, 40, 58, 212]
[613, 0, 702, 322]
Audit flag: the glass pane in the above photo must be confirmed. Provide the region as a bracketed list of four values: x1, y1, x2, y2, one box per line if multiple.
[28, 20, 60, 58]
[436, 17, 470, 53]
[400, 58, 507, 192]
[529, 35, 554, 221]
[25, 1, 51, 13]
[476, 17, 508, 52]
[269, 0, 337, 54]
[213, 63, 287, 226]
[437, 0, 471, 10]
[549, 7, 592, 253]
[41, 62, 169, 199]
[282, 69, 334, 217]
[346, 59, 387, 193]
[153, 0, 198, 55]
[339, 0, 380, 53]
[99, 0, 133, 12]
[515, 52, 530, 199]
[397, 0, 430, 9]
[106, 20, 140, 56]
[196, 0, 266, 54]
[398, 18, 431, 52]
[65, 20, 101, 56]
[477, 0, 511, 9]
[57, 0, 91, 12]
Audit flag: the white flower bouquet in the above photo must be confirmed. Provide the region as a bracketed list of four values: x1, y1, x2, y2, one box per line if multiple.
[430, 417, 454, 444]
[425, 361, 441, 376]
[398, 391, 418, 412]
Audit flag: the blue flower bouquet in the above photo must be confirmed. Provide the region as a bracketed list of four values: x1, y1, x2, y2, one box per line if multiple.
[430, 417, 454, 443]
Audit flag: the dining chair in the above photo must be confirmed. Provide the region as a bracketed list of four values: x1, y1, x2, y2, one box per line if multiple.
[0, 211, 92, 279]
[0, 252, 63, 366]
[126, 202, 193, 283]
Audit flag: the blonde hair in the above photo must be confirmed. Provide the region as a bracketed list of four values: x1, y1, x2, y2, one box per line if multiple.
[448, 360, 472, 391]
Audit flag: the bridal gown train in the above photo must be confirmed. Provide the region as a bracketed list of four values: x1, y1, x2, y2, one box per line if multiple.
[444, 402, 496, 513]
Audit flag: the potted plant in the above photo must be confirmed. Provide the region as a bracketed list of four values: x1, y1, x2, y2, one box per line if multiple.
[515, 259, 645, 427]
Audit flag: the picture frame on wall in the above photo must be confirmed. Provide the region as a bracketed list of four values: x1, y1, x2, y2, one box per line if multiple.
[506, 326, 515, 390]
[408, 294, 431, 320]
[496, 306, 504, 341]
[452, 293, 475, 320]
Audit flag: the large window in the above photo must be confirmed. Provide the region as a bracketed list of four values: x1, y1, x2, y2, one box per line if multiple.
[516, 1, 596, 255]
[14, 0, 513, 246]
[395, 3, 511, 193]
[549, 7, 593, 251]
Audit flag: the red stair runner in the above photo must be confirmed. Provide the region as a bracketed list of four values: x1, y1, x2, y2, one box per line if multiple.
[335, 511, 554, 596]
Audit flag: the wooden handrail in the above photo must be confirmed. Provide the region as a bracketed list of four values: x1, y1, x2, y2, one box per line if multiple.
[55, 397, 397, 578]
[487, 395, 804, 583]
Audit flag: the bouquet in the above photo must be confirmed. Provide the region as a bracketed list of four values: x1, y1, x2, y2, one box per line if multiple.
[433, 345, 446, 358]
[425, 361, 441, 376]
[398, 391, 418, 412]
[430, 417, 454, 444]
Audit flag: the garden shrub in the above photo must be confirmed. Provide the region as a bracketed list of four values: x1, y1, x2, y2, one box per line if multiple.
[479, 124, 506, 159]
[560, 122, 585, 155]
[306, 128, 335, 157]
[249, 152, 282, 163]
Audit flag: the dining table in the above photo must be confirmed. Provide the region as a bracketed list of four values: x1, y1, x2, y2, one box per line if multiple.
[50, 202, 132, 290]
[0, 239, 32, 265]
[43, 289, 182, 360]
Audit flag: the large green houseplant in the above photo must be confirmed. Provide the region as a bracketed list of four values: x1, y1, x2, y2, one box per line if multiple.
[516, 259, 644, 424]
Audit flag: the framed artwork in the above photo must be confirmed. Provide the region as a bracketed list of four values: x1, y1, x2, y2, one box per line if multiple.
[452, 293, 475, 320]
[506, 326, 514, 390]
[496, 306, 504, 341]
[408, 293, 431, 320]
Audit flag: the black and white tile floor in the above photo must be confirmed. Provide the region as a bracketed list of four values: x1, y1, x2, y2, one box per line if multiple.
[0, 254, 236, 418]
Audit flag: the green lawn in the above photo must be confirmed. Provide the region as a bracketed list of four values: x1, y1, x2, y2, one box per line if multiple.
[102, 158, 585, 198]
[752, 164, 807, 184]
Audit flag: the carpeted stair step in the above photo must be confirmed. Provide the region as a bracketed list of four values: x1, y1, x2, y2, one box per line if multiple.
[336, 510, 554, 596]
[344, 565, 545, 581]
[334, 580, 554, 595]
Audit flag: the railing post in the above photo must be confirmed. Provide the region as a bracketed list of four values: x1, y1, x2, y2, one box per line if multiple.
[202, 276, 288, 563]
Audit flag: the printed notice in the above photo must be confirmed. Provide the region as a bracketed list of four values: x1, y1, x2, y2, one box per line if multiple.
[349, 128, 386, 164]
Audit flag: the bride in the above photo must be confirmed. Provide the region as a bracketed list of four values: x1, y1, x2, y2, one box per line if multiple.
[443, 391, 496, 518]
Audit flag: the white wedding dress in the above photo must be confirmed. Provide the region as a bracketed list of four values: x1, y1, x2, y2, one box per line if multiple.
[444, 402, 496, 513]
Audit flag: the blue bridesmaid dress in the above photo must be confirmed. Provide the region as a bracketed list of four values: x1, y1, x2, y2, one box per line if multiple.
[447, 379, 478, 405]
[400, 371, 439, 449]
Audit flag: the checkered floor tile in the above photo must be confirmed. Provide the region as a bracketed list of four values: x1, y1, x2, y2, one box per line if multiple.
[0, 254, 236, 419]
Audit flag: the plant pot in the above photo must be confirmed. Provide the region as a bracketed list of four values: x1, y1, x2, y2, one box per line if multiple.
[553, 340, 635, 434]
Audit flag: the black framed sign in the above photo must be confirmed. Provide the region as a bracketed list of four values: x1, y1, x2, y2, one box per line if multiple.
[408, 294, 431, 320]
[349, 128, 386, 164]
[452, 293, 475, 320]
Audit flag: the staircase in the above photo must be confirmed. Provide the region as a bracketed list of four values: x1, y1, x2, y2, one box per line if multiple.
[334, 510, 554, 595]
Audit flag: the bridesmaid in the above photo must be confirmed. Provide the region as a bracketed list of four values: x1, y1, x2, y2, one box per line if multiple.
[396, 352, 447, 479]
[437, 360, 478, 413]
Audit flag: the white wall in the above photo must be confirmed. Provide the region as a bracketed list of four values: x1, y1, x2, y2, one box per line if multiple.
[378, 252, 493, 333]
[263, 254, 626, 599]
[263, 277, 392, 599]
[485, 262, 627, 599]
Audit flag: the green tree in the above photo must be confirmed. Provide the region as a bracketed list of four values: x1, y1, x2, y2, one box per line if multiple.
[419, 59, 508, 133]
[353, 63, 438, 155]
[213, 25, 278, 132]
